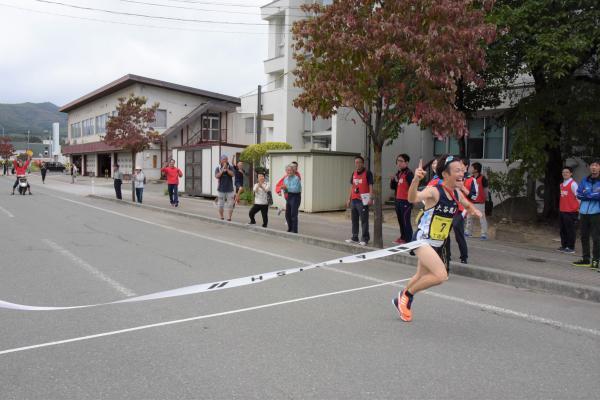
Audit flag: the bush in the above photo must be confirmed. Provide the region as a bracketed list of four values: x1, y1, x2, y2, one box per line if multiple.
[488, 168, 525, 221]
[240, 142, 292, 168]
[238, 190, 254, 204]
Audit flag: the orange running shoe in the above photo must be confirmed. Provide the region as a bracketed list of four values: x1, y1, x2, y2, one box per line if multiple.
[392, 289, 413, 322]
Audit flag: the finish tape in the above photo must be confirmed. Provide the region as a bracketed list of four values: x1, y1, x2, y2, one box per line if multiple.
[0, 240, 427, 311]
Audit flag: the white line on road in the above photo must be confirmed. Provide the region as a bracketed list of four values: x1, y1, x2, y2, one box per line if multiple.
[0, 278, 408, 356]
[0, 204, 15, 218]
[42, 239, 136, 298]
[42, 194, 600, 340]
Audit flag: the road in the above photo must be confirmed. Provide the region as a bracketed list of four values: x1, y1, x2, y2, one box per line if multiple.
[0, 178, 599, 399]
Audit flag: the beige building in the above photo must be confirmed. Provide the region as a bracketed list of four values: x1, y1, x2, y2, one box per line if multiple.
[60, 74, 250, 187]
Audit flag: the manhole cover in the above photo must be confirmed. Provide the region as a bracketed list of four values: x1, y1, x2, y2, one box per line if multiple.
[526, 257, 546, 263]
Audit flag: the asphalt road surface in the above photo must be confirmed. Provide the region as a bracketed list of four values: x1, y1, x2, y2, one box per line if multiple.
[1, 178, 599, 399]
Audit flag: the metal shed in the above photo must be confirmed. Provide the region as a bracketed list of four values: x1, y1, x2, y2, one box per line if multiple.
[268, 149, 360, 213]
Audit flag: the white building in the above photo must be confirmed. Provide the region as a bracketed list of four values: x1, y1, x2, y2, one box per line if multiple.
[238, 1, 543, 204]
[61, 74, 252, 195]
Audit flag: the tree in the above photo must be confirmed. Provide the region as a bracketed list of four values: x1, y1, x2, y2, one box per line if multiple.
[104, 94, 159, 201]
[292, 0, 496, 247]
[0, 137, 15, 160]
[488, 0, 600, 219]
[240, 142, 292, 176]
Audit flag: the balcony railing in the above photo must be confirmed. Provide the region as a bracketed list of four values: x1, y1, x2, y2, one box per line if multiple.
[186, 129, 228, 146]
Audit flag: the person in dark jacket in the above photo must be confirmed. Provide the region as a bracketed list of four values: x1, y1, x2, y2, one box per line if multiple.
[572, 160, 600, 269]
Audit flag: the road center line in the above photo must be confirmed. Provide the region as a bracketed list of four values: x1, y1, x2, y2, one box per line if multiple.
[43, 193, 600, 340]
[0, 279, 407, 356]
[42, 239, 136, 297]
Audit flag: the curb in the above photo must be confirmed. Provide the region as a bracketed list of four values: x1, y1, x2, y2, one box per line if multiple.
[87, 195, 600, 303]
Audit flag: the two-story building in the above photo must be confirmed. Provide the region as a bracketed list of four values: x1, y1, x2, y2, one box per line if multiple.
[60, 74, 252, 195]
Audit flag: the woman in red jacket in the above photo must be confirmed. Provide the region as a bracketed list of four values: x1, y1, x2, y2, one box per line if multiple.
[12, 156, 32, 195]
[161, 159, 183, 207]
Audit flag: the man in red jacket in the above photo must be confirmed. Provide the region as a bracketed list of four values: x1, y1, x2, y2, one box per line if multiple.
[11, 156, 32, 195]
[161, 159, 183, 207]
[558, 166, 579, 253]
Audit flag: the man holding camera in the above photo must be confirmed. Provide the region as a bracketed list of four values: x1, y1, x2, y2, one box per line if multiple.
[346, 155, 373, 246]
[215, 154, 235, 221]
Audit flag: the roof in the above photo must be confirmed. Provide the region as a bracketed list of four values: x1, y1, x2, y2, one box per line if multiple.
[61, 141, 120, 155]
[162, 101, 237, 138]
[59, 74, 240, 113]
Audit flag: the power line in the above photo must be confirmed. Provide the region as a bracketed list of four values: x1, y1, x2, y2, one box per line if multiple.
[0, 2, 272, 34]
[32, 0, 287, 26]
[238, 71, 288, 97]
[119, 0, 311, 18]
[167, 0, 307, 10]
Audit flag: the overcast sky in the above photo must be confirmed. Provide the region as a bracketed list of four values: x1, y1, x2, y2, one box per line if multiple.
[0, 0, 268, 106]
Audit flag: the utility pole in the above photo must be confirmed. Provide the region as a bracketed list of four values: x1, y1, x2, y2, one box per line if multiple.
[256, 85, 262, 144]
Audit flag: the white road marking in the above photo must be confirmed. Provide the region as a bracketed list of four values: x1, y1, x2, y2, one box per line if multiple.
[38, 194, 600, 340]
[0, 278, 408, 356]
[42, 239, 136, 297]
[0, 204, 15, 218]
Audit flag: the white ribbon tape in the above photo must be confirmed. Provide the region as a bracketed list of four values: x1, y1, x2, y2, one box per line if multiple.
[0, 240, 427, 311]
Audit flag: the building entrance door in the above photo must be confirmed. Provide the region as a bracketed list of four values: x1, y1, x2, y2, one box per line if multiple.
[185, 150, 202, 196]
[98, 154, 111, 178]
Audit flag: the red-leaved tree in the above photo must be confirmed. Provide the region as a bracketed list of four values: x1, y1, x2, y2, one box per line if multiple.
[0, 137, 15, 160]
[292, 0, 496, 247]
[104, 94, 159, 201]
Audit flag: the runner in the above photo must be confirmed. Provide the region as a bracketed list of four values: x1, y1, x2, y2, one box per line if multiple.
[393, 155, 482, 322]
[558, 166, 579, 254]
[11, 155, 32, 195]
[390, 154, 413, 244]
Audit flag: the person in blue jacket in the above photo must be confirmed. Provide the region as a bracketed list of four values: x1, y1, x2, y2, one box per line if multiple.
[572, 159, 600, 269]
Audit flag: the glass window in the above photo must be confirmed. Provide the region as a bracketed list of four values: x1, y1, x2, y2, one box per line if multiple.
[484, 118, 504, 159]
[467, 119, 484, 159]
[449, 138, 460, 155]
[245, 117, 254, 134]
[433, 138, 446, 156]
[151, 109, 167, 128]
[506, 125, 516, 159]
[202, 114, 220, 141]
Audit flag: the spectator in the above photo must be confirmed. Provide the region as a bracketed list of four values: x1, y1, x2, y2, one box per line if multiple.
[113, 164, 123, 200]
[346, 155, 373, 246]
[133, 166, 146, 204]
[71, 163, 78, 184]
[572, 160, 600, 269]
[282, 164, 302, 233]
[161, 159, 183, 207]
[451, 159, 470, 263]
[275, 161, 301, 216]
[3, 160, 8, 176]
[40, 161, 47, 184]
[390, 153, 413, 244]
[465, 162, 489, 240]
[234, 161, 245, 204]
[558, 166, 579, 254]
[248, 172, 270, 227]
[215, 154, 235, 221]
[426, 158, 441, 187]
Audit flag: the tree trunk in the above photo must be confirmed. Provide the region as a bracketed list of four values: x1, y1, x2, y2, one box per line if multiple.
[542, 143, 562, 220]
[131, 151, 136, 202]
[373, 142, 383, 248]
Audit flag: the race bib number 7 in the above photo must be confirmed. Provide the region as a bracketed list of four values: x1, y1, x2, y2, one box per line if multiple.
[429, 215, 453, 241]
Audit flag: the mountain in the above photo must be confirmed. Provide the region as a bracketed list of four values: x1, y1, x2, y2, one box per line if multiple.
[0, 102, 68, 139]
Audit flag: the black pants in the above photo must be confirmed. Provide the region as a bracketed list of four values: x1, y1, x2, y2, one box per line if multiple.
[394, 199, 413, 242]
[135, 188, 143, 203]
[285, 193, 301, 233]
[41, 169, 47, 183]
[168, 184, 179, 205]
[580, 213, 600, 261]
[249, 204, 269, 227]
[351, 199, 370, 243]
[446, 213, 468, 262]
[114, 179, 122, 199]
[559, 212, 578, 249]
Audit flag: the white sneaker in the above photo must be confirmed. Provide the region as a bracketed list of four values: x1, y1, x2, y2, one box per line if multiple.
[345, 239, 359, 244]
[359, 241, 368, 246]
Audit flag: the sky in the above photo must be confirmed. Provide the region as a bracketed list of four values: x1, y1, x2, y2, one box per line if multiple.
[0, 0, 269, 106]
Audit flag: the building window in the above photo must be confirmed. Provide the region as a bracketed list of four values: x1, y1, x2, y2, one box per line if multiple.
[245, 117, 255, 135]
[82, 118, 95, 136]
[433, 138, 446, 156]
[274, 18, 285, 58]
[96, 113, 108, 134]
[434, 117, 507, 160]
[71, 122, 82, 138]
[202, 114, 220, 141]
[467, 119, 484, 159]
[150, 109, 167, 128]
[485, 118, 504, 159]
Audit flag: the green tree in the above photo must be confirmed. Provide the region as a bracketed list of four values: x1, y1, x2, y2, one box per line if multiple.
[488, 0, 600, 219]
[240, 142, 292, 175]
[104, 94, 159, 201]
[292, 0, 496, 247]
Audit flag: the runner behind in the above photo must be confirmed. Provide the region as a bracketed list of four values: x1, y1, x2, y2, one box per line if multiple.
[393, 155, 482, 322]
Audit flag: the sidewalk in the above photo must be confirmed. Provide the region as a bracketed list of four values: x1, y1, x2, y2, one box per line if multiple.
[13, 173, 600, 302]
